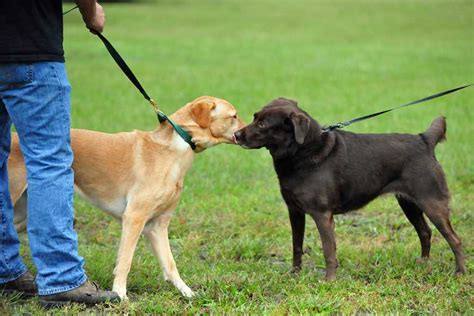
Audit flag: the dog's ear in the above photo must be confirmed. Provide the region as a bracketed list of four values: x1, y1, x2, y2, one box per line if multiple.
[289, 111, 310, 145]
[191, 99, 216, 128]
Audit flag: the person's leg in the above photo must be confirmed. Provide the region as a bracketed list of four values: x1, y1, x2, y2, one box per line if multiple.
[0, 92, 28, 284]
[2, 62, 87, 295]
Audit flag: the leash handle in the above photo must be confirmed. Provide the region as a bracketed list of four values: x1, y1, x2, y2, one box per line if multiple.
[322, 84, 473, 132]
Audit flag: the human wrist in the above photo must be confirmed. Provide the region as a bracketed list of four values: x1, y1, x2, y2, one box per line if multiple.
[75, 0, 97, 25]
[75, 0, 105, 33]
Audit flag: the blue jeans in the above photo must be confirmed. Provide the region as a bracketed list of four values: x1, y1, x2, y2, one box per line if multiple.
[0, 62, 87, 295]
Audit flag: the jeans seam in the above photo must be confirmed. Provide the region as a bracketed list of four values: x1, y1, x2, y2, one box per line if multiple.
[0, 201, 10, 271]
[48, 64, 69, 135]
[0, 117, 11, 271]
[38, 274, 87, 296]
[0, 266, 27, 284]
[0, 109, 10, 161]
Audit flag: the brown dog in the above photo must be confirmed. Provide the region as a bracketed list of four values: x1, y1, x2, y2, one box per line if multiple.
[234, 97, 466, 280]
[9, 96, 244, 299]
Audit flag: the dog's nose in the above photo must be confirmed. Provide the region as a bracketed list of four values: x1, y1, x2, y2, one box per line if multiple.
[233, 131, 242, 144]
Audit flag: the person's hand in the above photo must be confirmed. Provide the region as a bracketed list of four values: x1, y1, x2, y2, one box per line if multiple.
[81, 2, 105, 33]
[86, 3, 105, 33]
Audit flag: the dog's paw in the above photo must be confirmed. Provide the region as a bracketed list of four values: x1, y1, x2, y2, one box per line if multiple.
[179, 285, 195, 298]
[415, 257, 430, 264]
[290, 266, 302, 275]
[454, 266, 467, 276]
[324, 272, 337, 282]
[117, 292, 128, 301]
[121, 294, 129, 301]
[113, 287, 128, 301]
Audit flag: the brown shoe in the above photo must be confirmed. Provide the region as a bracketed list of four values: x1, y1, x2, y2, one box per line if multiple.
[0, 271, 37, 298]
[39, 280, 120, 308]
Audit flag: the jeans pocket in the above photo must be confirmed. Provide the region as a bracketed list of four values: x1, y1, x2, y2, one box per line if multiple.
[0, 64, 34, 87]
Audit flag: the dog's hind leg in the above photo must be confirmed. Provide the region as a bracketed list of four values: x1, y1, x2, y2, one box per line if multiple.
[418, 198, 466, 275]
[13, 189, 28, 232]
[311, 211, 338, 281]
[144, 211, 194, 298]
[396, 195, 432, 260]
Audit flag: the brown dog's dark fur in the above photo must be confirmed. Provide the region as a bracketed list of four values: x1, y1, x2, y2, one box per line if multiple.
[234, 97, 466, 279]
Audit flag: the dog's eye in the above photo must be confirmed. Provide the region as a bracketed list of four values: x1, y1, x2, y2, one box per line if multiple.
[232, 114, 238, 119]
[257, 121, 266, 129]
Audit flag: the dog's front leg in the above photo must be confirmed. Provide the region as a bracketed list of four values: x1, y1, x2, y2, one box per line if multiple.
[112, 208, 149, 299]
[288, 209, 305, 273]
[145, 212, 195, 298]
[311, 211, 338, 281]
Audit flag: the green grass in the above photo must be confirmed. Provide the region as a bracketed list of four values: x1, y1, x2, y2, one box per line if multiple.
[2, 0, 473, 314]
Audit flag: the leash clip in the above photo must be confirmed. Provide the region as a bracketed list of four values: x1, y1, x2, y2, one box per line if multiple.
[150, 99, 167, 124]
[323, 122, 346, 132]
[149, 98, 160, 113]
[332, 122, 346, 130]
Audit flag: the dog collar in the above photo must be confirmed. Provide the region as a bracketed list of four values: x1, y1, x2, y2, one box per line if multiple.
[157, 111, 196, 150]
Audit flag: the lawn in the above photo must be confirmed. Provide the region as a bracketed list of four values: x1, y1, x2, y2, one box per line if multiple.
[1, 0, 473, 314]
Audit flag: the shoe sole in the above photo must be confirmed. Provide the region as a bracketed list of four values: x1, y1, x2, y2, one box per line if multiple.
[39, 299, 120, 309]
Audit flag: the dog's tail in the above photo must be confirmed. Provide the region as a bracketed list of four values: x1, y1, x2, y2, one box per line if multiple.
[422, 116, 447, 150]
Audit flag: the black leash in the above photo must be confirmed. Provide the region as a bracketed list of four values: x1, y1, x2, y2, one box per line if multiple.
[90, 30, 195, 150]
[322, 84, 473, 132]
[62, 5, 78, 16]
[63, 6, 196, 150]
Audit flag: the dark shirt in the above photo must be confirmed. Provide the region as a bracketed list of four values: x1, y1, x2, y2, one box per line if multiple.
[0, 0, 64, 63]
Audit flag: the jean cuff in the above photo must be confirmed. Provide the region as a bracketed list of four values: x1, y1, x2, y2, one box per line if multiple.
[38, 273, 88, 296]
[0, 264, 28, 284]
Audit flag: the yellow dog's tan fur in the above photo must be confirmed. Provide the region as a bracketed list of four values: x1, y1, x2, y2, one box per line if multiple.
[8, 96, 244, 299]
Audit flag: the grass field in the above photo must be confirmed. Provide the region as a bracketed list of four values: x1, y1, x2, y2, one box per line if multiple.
[1, 0, 473, 314]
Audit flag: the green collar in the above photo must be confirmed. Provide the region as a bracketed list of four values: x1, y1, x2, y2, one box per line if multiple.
[157, 111, 196, 150]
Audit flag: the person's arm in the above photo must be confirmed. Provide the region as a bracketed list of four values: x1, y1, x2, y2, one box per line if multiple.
[75, 0, 105, 33]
